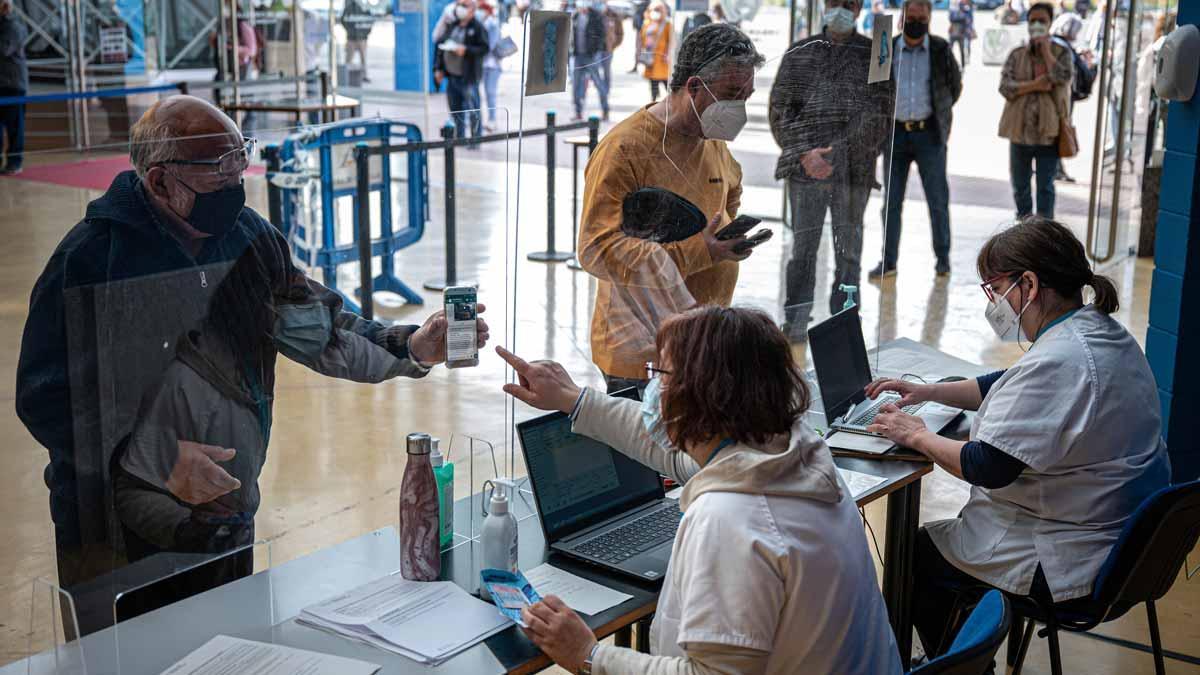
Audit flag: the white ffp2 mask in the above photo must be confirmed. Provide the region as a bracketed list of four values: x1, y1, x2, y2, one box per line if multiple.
[690, 80, 748, 141]
[984, 281, 1033, 343]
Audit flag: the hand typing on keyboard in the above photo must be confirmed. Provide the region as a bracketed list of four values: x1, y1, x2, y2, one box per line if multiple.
[865, 403, 931, 449]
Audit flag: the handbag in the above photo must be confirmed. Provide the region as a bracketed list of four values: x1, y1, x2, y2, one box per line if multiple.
[495, 35, 518, 59]
[1057, 100, 1079, 159]
[620, 188, 707, 243]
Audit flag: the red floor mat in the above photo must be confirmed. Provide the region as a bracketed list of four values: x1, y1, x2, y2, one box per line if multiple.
[6, 155, 265, 191]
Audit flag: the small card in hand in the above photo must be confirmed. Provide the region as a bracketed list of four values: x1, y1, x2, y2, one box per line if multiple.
[481, 569, 542, 627]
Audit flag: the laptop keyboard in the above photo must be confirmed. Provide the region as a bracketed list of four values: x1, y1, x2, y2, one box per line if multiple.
[574, 503, 682, 565]
[846, 396, 926, 427]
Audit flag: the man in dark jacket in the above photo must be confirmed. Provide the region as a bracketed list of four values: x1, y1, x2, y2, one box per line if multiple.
[572, 1, 611, 121]
[435, 0, 491, 144]
[870, 0, 962, 279]
[768, 0, 894, 335]
[0, 0, 28, 174]
[15, 95, 489, 635]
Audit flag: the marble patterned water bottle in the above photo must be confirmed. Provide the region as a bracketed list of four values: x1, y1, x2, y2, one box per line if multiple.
[400, 433, 442, 581]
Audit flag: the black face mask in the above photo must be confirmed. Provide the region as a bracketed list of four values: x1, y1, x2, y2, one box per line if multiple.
[170, 175, 246, 237]
[904, 19, 929, 39]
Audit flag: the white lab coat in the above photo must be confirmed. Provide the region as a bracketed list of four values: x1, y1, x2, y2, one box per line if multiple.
[926, 305, 1171, 602]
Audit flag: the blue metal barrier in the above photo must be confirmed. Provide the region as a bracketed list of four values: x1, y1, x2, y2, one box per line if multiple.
[273, 119, 429, 312]
[0, 83, 186, 106]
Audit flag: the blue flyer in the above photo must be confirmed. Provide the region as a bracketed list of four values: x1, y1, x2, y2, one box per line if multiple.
[480, 569, 542, 627]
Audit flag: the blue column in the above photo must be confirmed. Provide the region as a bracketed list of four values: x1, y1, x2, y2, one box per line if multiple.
[1146, 0, 1200, 481]
[393, 0, 453, 92]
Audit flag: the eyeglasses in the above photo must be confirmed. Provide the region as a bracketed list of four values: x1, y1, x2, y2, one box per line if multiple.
[160, 138, 257, 177]
[644, 361, 672, 380]
[980, 274, 1015, 303]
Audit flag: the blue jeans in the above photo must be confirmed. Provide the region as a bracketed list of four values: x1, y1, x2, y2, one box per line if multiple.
[1009, 142, 1058, 219]
[483, 67, 501, 124]
[572, 51, 609, 118]
[446, 75, 482, 142]
[0, 87, 26, 170]
[884, 126, 951, 268]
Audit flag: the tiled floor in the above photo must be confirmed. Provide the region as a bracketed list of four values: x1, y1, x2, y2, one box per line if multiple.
[1, 7, 1196, 673]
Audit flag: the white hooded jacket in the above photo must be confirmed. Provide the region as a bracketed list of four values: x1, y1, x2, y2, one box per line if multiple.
[571, 389, 902, 675]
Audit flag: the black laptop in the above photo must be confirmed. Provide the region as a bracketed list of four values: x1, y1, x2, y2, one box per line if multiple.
[517, 390, 679, 582]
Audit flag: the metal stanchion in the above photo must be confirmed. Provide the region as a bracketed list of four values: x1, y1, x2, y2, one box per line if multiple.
[425, 123, 476, 290]
[354, 142, 375, 320]
[566, 116, 601, 271]
[263, 143, 283, 231]
[528, 110, 572, 262]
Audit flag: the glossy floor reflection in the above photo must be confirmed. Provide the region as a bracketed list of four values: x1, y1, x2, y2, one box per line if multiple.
[0, 142, 1192, 674]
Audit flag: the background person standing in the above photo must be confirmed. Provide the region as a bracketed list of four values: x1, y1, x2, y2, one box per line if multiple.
[871, 0, 962, 280]
[481, 1, 504, 132]
[998, 2, 1073, 219]
[341, 0, 375, 83]
[639, 1, 672, 101]
[769, 0, 894, 337]
[947, 0, 974, 65]
[0, 0, 27, 175]
[435, 0, 490, 146]
[572, 1, 611, 122]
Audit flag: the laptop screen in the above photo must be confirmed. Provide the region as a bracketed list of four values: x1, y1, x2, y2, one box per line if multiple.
[808, 306, 874, 425]
[518, 397, 664, 542]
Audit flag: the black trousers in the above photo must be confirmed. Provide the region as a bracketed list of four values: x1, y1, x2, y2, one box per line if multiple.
[914, 528, 1099, 657]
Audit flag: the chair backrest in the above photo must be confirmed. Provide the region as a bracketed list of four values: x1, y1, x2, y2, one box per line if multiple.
[1093, 480, 1200, 608]
[909, 591, 1011, 675]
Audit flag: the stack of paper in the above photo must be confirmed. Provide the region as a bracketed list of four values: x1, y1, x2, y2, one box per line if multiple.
[298, 575, 511, 666]
[162, 635, 381, 675]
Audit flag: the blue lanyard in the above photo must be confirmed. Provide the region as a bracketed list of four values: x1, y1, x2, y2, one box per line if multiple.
[705, 438, 736, 466]
[1035, 308, 1079, 340]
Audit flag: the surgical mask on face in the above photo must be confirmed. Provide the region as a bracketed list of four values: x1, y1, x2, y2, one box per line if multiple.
[984, 280, 1034, 343]
[689, 80, 748, 141]
[170, 174, 246, 237]
[904, 19, 929, 39]
[650, 9, 663, 20]
[641, 377, 683, 453]
[1028, 21, 1048, 38]
[454, 4, 470, 20]
[824, 7, 857, 34]
[274, 302, 333, 365]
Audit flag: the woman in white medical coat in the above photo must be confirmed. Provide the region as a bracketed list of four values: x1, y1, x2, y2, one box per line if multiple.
[866, 217, 1171, 657]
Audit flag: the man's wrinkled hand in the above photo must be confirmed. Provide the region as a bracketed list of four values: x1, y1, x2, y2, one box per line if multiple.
[409, 303, 490, 365]
[802, 146, 835, 180]
[166, 441, 241, 505]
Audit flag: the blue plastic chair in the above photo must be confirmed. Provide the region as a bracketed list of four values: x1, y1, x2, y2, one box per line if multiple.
[909, 591, 1011, 675]
[1006, 480, 1200, 675]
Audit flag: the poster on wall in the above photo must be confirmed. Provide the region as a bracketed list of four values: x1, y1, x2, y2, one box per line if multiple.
[868, 14, 893, 84]
[525, 10, 570, 96]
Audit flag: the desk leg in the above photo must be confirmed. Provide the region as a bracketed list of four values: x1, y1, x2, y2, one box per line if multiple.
[635, 615, 652, 653]
[614, 626, 632, 649]
[882, 480, 921, 666]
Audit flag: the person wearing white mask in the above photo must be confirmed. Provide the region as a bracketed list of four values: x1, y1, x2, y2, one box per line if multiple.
[768, 0, 895, 339]
[865, 217, 1170, 659]
[495, 306, 902, 675]
[576, 23, 764, 394]
[997, 2, 1073, 219]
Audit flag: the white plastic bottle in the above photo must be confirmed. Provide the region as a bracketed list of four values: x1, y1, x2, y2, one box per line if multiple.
[480, 478, 519, 600]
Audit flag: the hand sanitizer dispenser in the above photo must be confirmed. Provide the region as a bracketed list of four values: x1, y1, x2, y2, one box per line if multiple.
[1154, 24, 1200, 102]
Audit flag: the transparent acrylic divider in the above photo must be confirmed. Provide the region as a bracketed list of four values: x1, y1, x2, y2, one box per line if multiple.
[24, 579, 86, 675]
[111, 540, 273, 674]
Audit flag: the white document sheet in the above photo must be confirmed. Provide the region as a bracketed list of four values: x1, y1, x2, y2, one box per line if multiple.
[300, 576, 510, 665]
[160, 635, 380, 675]
[525, 564, 633, 616]
[837, 468, 889, 501]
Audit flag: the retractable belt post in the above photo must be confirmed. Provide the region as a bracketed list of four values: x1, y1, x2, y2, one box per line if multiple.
[528, 110, 572, 263]
[354, 142, 375, 320]
[425, 122, 475, 291]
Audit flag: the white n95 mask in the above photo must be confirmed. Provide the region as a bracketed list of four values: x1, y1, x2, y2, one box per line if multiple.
[984, 281, 1033, 343]
[690, 80, 748, 141]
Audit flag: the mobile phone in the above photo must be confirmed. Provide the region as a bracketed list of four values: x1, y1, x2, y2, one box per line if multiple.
[715, 215, 762, 241]
[444, 286, 479, 369]
[733, 228, 774, 253]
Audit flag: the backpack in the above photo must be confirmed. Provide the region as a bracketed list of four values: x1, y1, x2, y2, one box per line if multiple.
[1054, 37, 1095, 102]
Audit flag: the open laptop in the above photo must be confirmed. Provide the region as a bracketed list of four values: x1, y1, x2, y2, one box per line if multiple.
[809, 306, 961, 439]
[517, 389, 678, 582]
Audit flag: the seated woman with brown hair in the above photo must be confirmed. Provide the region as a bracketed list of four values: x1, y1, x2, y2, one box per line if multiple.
[496, 305, 902, 675]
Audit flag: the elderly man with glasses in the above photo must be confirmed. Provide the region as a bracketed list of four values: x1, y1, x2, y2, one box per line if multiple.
[15, 96, 489, 635]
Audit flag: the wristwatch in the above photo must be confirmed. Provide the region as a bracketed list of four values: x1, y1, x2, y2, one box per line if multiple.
[579, 643, 600, 675]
